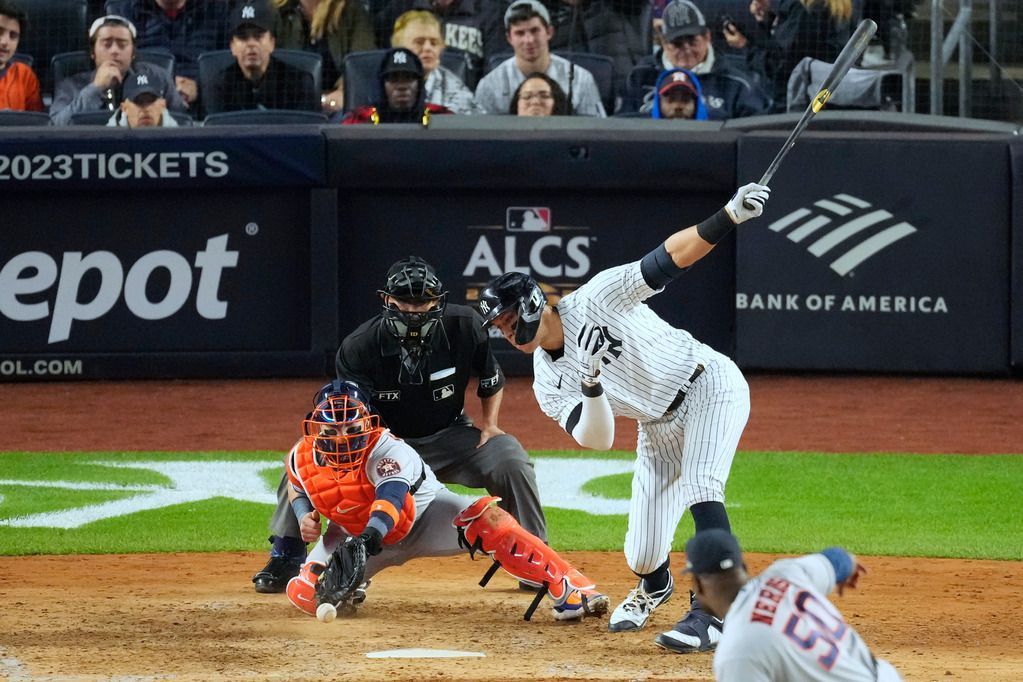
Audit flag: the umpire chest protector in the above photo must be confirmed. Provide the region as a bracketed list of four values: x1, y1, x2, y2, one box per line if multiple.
[288, 439, 416, 544]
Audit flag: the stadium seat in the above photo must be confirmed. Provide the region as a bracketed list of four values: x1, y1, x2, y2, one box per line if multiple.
[201, 109, 328, 126]
[51, 49, 176, 89]
[341, 49, 388, 113]
[0, 110, 51, 126]
[16, 0, 88, 95]
[197, 49, 322, 114]
[69, 110, 195, 126]
[786, 56, 904, 112]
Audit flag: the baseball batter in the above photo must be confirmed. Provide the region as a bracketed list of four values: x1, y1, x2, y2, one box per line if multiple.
[283, 380, 610, 622]
[478, 182, 770, 651]
[683, 529, 902, 681]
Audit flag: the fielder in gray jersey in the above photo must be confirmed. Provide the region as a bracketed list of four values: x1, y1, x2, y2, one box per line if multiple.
[478, 181, 771, 652]
[683, 529, 902, 681]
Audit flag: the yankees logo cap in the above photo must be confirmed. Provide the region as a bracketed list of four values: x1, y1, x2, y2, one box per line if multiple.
[231, 0, 273, 35]
[662, 0, 707, 42]
[380, 48, 423, 79]
[123, 71, 167, 102]
[683, 529, 744, 574]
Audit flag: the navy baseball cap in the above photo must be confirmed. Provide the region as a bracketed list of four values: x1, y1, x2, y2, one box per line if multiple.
[231, 1, 273, 36]
[123, 71, 166, 102]
[683, 529, 744, 574]
[662, 0, 708, 42]
[380, 48, 423, 79]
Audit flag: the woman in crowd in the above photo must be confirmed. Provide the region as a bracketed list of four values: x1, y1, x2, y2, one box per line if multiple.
[509, 72, 570, 117]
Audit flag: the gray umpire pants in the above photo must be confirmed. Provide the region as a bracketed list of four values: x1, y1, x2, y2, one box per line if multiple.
[269, 422, 548, 543]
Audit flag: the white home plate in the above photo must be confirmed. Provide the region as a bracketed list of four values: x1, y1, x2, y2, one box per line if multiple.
[366, 648, 485, 659]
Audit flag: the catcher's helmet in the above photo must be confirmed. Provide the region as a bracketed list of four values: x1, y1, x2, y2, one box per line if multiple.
[478, 272, 547, 345]
[378, 257, 448, 385]
[304, 382, 382, 479]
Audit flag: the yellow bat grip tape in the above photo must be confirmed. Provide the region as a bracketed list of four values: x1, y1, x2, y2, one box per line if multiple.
[812, 89, 832, 113]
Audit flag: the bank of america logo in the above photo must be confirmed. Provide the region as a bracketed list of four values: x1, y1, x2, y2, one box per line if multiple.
[768, 194, 916, 276]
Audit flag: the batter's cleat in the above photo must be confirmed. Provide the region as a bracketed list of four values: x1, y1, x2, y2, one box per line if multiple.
[552, 589, 611, 621]
[654, 596, 723, 653]
[608, 572, 674, 632]
[252, 555, 303, 594]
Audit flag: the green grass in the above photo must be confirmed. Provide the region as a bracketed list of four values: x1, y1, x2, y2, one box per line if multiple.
[0, 450, 1020, 560]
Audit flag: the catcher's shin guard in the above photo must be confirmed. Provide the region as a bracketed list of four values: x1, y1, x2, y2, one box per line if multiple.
[286, 561, 325, 616]
[454, 496, 606, 620]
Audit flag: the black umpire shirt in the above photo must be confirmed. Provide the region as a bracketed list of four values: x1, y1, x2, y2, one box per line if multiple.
[335, 303, 505, 438]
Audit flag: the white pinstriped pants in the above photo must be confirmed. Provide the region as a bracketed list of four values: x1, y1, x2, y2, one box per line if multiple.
[623, 354, 750, 574]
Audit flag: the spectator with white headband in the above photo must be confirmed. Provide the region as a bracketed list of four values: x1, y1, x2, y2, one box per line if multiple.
[50, 14, 186, 125]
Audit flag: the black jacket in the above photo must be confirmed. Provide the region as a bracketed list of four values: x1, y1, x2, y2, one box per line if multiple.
[207, 57, 319, 115]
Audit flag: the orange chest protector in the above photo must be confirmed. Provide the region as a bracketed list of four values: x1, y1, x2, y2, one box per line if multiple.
[288, 439, 417, 544]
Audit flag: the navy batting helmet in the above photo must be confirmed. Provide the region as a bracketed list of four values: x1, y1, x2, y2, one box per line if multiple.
[478, 272, 547, 345]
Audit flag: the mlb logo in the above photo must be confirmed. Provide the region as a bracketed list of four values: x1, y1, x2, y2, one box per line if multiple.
[506, 207, 551, 232]
[432, 384, 455, 401]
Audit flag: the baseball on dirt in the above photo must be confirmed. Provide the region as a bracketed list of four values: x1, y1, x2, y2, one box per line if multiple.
[316, 603, 337, 623]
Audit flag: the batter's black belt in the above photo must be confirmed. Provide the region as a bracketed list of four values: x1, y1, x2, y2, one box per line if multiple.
[665, 364, 706, 414]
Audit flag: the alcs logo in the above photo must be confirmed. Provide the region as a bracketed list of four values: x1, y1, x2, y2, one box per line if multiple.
[0, 234, 238, 343]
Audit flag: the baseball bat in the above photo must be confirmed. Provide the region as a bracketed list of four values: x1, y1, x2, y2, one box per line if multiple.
[743, 19, 878, 208]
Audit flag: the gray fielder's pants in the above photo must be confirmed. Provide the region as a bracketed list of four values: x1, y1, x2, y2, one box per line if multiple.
[269, 422, 548, 544]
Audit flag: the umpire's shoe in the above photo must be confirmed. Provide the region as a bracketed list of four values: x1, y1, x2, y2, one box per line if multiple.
[252, 556, 304, 594]
[654, 592, 723, 653]
[608, 572, 674, 632]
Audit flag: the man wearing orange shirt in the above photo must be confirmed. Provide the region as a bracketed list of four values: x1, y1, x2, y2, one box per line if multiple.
[0, 0, 43, 112]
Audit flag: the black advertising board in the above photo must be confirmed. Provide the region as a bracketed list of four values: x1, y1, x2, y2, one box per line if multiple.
[0, 188, 335, 380]
[736, 132, 1012, 374]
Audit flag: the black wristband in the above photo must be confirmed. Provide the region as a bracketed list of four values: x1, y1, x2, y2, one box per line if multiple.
[696, 209, 736, 245]
[581, 381, 604, 398]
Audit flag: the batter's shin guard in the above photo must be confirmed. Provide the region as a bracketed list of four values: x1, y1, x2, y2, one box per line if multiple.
[453, 496, 606, 621]
[286, 561, 325, 616]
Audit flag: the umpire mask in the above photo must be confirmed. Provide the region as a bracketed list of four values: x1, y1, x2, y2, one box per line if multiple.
[378, 257, 447, 385]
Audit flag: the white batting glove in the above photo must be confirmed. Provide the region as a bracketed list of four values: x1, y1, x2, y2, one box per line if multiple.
[724, 183, 771, 224]
[576, 323, 608, 385]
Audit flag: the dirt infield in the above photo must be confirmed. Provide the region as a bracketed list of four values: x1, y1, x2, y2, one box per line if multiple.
[1, 374, 1022, 681]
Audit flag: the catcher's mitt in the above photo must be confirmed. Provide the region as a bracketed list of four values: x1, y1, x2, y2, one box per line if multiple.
[315, 537, 368, 612]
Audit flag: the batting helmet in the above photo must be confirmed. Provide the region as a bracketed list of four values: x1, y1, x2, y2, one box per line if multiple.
[303, 384, 382, 479]
[478, 272, 547, 345]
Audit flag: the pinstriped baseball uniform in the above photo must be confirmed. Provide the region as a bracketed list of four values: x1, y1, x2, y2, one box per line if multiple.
[532, 260, 750, 574]
[715, 555, 902, 681]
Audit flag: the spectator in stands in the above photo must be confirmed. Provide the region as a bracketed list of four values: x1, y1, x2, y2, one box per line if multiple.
[540, 0, 652, 99]
[271, 0, 376, 115]
[374, 0, 504, 86]
[103, 0, 229, 111]
[508, 71, 568, 116]
[391, 9, 477, 114]
[0, 0, 42, 112]
[106, 69, 178, 126]
[726, 0, 852, 112]
[50, 15, 186, 126]
[650, 67, 706, 119]
[205, 1, 319, 115]
[474, 0, 604, 116]
[618, 0, 769, 119]
[341, 46, 451, 123]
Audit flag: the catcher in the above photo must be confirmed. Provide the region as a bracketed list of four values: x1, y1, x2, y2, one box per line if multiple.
[283, 380, 610, 622]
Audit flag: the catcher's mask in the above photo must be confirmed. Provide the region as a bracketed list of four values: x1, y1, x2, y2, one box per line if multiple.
[478, 272, 547, 345]
[303, 393, 382, 479]
[378, 256, 447, 385]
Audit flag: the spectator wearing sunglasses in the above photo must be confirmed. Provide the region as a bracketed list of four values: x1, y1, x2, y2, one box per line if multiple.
[617, 0, 768, 119]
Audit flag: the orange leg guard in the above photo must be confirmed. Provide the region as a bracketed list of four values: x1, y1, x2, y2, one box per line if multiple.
[286, 561, 325, 616]
[453, 496, 602, 619]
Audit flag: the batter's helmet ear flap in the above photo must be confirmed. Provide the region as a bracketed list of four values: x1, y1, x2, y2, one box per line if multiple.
[478, 272, 547, 345]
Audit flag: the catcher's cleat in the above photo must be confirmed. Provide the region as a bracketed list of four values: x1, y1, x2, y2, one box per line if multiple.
[654, 594, 723, 653]
[552, 589, 610, 621]
[253, 555, 304, 594]
[608, 572, 674, 632]
[352, 579, 371, 605]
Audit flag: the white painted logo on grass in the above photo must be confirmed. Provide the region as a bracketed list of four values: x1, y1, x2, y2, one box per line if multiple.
[0, 457, 634, 528]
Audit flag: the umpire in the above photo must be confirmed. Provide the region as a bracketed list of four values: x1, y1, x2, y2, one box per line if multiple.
[252, 256, 548, 592]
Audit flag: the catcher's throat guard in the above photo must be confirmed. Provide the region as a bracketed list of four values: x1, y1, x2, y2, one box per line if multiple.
[453, 496, 600, 620]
